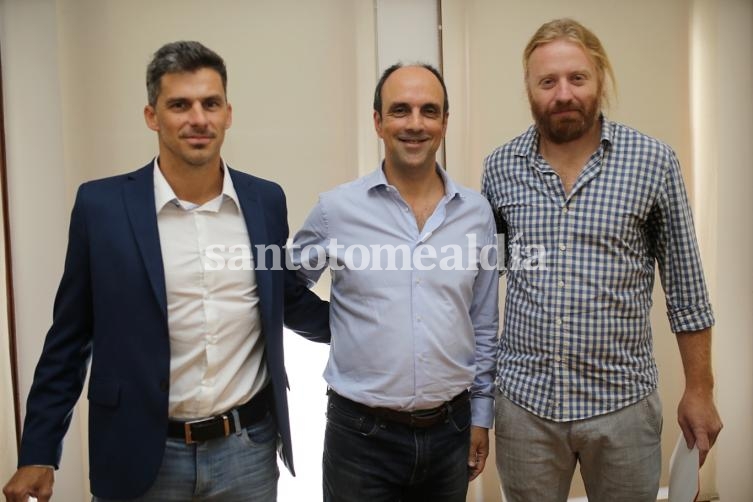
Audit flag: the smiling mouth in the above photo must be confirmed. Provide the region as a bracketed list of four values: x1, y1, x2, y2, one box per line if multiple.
[399, 138, 428, 145]
[183, 136, 214, 145]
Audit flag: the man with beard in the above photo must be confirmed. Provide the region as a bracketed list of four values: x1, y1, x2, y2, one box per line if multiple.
[482, 18, 721, 502]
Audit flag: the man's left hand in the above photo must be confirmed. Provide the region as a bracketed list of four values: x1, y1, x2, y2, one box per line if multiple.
[467, 426, 489, 481]
[677, 388, 723, 467]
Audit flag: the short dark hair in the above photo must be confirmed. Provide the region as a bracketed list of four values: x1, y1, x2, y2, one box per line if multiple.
[373, 63, 449, 116]
[146, 41, 227, 106]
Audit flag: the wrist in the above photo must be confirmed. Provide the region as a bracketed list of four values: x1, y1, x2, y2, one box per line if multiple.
[684, 379, 714, 397]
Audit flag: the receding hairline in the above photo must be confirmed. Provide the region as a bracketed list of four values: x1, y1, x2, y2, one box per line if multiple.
[380, 66, 447, 107]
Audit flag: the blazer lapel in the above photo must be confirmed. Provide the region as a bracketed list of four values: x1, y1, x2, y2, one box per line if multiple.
[230, 169, 273, 315]
[123, 163, 167, 318]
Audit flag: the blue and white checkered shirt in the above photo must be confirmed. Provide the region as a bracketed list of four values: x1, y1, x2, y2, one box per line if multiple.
[482, 117, 714, 421]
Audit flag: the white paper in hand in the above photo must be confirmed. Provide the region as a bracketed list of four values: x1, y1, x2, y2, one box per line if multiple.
[668, 434, 700, 502]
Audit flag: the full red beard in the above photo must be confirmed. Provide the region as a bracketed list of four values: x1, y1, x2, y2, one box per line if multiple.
[532, 99, 600, 144]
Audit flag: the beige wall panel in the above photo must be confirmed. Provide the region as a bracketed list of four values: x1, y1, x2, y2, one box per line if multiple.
[56, 0, 365, 230]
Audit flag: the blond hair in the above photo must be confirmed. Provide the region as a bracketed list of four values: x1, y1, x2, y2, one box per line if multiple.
[523, 18, 617, 108]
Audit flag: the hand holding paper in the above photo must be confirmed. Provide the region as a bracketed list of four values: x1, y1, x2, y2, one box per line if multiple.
[668, 434, 699, 502]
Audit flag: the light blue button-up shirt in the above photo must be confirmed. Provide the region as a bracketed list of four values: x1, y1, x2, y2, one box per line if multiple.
[292, 166, 499, 428]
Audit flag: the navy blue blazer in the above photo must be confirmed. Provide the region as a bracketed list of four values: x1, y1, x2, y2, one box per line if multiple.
[17, 162, 330, 499]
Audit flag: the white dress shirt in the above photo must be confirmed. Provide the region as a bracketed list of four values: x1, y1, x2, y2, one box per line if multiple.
[154, 159, 268, 420]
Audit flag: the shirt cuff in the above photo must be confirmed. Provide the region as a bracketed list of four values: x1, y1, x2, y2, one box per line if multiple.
[668, 303, 715, 333]
[470, 395, 494, 429]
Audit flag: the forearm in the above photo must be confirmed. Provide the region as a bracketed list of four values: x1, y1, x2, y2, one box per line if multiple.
[676, 327, 714, 394]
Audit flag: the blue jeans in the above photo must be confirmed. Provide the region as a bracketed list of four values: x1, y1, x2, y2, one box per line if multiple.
[495, 391, 662, 502]
[93, 411, 279, 501]
[322, 394, 471, 502]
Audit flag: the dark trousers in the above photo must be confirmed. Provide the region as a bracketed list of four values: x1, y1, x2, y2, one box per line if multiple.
[322, 394, 471, 502]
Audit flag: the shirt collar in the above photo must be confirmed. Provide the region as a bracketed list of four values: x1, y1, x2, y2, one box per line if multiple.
[515, 113, 615, 158]
[153, 157, 240, 212]
[367, 163, 463, 200]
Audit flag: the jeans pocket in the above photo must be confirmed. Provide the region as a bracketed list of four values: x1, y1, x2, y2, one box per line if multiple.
[448, 403, 472, 432]
[240, 412, 278, 447]
[326, 400, 380, 437]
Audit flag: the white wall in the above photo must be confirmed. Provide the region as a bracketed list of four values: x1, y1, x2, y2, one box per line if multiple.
[0, 0, 18, 477]
[0, 0, 87, 498]
[696, 0, 753, 500]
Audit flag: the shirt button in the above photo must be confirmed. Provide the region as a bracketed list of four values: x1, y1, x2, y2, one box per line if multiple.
[562, 207, 569, 214]
[558, 280, 565, 288]
[554, 355, 562, 362]
[555, 317, 562, 326]
[559, 243, 567, 252]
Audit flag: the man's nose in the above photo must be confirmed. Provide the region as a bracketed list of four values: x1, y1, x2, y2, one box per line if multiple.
[554, 80, 575, 102]
[188, 102, 209, 125]
[406, 109, 424, 130]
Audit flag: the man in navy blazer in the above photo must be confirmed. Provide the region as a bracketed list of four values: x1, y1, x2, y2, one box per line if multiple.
[3, 41, 329, 501]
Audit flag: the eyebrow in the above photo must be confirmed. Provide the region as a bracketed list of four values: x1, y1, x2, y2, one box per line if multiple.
[387, 101, 442, 110]
[163, 94, 225, 105]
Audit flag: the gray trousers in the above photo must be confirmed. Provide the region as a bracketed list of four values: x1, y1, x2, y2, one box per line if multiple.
[495, 390, 662, 502]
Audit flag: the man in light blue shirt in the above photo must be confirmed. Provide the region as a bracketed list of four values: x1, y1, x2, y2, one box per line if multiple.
[292, 64, 499, 501]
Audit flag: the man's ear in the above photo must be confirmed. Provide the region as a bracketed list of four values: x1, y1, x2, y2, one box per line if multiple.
[225, 103, 233, 130]
[373, 110, 383, 138]
[144, 105, 159, 132]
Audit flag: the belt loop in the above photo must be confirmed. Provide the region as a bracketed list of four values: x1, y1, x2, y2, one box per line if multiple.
[231, 408, 242, 436]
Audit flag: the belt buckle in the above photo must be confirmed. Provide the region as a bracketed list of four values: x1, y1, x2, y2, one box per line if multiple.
[183, 414, 231, 444]
[183, 418, 204, 445]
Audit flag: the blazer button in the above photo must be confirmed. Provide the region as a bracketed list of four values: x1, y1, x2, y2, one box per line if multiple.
[159, 380, 169, 392]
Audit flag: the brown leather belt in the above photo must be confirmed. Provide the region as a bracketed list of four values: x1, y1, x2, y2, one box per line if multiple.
[327, 389, 470, 428]
[167, 386, 271, 444]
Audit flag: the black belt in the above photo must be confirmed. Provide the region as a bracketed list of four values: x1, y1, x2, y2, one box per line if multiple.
[168, 386, 271, 444]
[327, 389, 470, 428]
